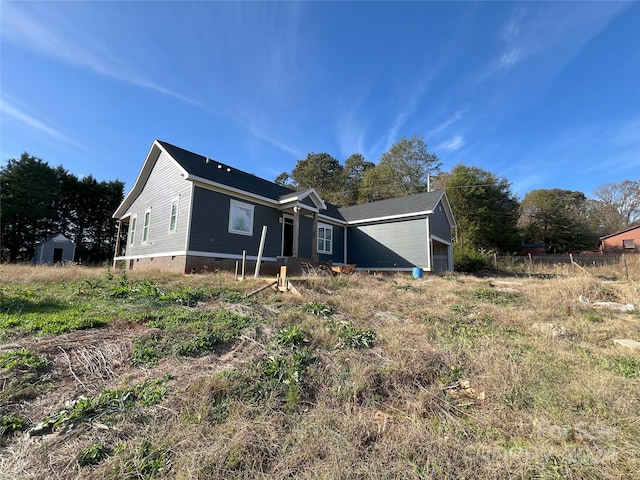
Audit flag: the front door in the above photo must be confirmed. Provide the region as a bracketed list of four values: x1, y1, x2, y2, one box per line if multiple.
[53, 248, 64, 263]
[282, 217, 294, 256]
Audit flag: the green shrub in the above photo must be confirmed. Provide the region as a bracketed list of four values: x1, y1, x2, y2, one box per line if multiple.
[78, 442, 108, 466]
[454, 246, 489, 273]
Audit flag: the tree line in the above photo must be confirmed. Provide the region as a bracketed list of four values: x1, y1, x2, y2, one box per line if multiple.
[1, 153, 125, 263]
[275, 135, 640, 255]
[2, 140, 638, 264]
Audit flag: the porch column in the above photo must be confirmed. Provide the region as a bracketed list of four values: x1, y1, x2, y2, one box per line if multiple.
[292, 206, 300, 257]
[311, 212, 319, 261]
[113, 220, 123, 267]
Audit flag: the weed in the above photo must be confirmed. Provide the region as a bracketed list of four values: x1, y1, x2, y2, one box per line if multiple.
[113, 439, 171, 479]
[132, 309, 252, 366]
[303, 300, 335, 316]
[32, 377, 169, 434]
[333, 321, 376, 349]
[78, 442, 109, 466]
[605, 355, 640, 378]
[392, 281, 414, 291]
[0, 414, 27, 441]
[275, 325, 309, 348]
[468, 287, 522, 305]
[583, 313, 604, 323]
[0, 348, 47, 372]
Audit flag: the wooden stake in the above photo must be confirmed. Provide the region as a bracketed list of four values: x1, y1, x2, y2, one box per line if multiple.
[242, 250, 246, 280]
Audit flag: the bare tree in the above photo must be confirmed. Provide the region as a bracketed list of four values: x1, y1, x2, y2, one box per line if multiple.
[593, 180, 640, 232]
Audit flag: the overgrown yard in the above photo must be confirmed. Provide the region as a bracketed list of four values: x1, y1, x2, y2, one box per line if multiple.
[0, 263, 639, 479]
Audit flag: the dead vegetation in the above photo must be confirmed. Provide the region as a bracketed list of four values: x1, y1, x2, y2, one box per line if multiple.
[0, 263, 639, 479]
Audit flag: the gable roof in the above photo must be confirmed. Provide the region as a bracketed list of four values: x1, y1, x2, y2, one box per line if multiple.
[159, 141, 296, 201]
[37, 233, 74, 244]
[114, 140, 333, 218]
[339, 190, 456, 226]
[599, 224, 640, 240]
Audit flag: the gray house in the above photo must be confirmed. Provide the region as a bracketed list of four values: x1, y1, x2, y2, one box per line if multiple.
[112, 140, 456, 274]
[33, 233, 76, 264]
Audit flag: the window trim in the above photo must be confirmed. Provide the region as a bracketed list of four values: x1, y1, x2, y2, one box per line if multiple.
[168, 197, 179, 233]
[317, 223, 333, 255]
[228, 199, 254, 236]
[142, 209, 151, 244]
[129, 214, 137, 246]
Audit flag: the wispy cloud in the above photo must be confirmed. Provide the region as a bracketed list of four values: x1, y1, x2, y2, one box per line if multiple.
[1, 99, 83, 148]
[435, 135, 464, 153]
[1, 2, 207, 109]
[483, 2, 630, 78]
[383, 80, 429, 151]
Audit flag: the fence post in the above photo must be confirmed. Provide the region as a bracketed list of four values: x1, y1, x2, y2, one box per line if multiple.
[494, 252, 497, 269]
[623, 254, 628, 279]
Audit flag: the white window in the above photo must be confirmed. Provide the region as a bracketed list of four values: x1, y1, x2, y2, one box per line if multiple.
[228, 199, 254, 236]
[317, 224, 333, 254]
[169, 197, 179, 233]
[142, 209, 151, 243]
[129, 215, 137, 245]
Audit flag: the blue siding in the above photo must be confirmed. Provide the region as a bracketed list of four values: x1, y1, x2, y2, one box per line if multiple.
[429, 200, 453, 243]
[189, 187, 282, 258]
[347, 218, 428, 269]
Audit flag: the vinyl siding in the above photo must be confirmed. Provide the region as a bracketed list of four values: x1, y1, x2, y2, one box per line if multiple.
[347, 217, 428, 269]
[125, 150, 191, 256]
[429, 200, 453, 243]
[189, 187, 282, 258]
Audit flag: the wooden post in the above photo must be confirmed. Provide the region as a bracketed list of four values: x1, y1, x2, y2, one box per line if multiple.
[493, 252, 497, 269]
[623, 254, 628, 279]
[292, 207, 300, 257]
[242, 250, 246, 280]
[235, 261, 239, 280]
[254, 226, 268, 278]
[113, 220, 123, 267]
[311, 211, 319, 262]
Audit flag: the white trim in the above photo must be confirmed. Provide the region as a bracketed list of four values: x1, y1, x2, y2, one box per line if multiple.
[318, 213, 347, 225]
[142, 208, 151, 244]
[431, 233, 452, 246]
[114, 249, 278, 262]
[168, 196, 179, 233]
[346, 211, 431, 225]
[278, 199, 319, 213]
[189, 175, 277, 206]
[129, 214, 138, 246]
[188, 250, 277, 262]
[425, 216, 431, 272]
[354, 267, 429, 272]
[228, 199, 255, 236]
[317, 223, 333, 255]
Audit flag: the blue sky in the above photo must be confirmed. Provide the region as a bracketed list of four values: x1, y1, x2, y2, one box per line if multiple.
[1, 1, 638, 200]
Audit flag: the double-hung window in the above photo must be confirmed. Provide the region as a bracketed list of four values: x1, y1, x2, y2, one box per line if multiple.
[317, 224, 333, 254]
[129, 215, 137, 245]
[169, 197, 179, 233]
[228, 199, 254, 235]
[142, 209, 151, 244]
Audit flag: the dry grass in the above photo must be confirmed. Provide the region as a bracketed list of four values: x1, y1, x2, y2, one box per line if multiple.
[1, 263, 639, 479]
